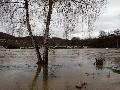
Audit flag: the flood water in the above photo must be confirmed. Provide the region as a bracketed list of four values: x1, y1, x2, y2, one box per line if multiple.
[0, 49, 120, 90]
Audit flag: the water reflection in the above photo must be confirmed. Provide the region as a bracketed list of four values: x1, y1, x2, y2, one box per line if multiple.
[107, 71, 111, 79]
[30, 64, 48, 90]
[0, 49, 120, 90]
[30, 65, 42, 90]
[43, 65, 48, 90]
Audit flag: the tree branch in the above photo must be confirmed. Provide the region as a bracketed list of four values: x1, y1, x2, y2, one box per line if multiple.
[71, 0, 90, 5]
[0, 1, 25, 7]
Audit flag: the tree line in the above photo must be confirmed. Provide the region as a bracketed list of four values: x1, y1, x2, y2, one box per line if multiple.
[0, 0, 107, 64]
[1, 28, 119, 49]
[71, 29, 120, 48]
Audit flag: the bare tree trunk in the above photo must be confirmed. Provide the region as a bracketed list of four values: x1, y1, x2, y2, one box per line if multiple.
[43, 0, 53, 64]
[24, 0, 42, 64]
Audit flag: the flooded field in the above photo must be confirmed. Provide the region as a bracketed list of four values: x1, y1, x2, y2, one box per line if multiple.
[0, 49, 120, 90]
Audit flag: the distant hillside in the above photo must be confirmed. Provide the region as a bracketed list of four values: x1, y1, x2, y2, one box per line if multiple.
[0, 32, 67, 48]
[0, 32, 15, 39]
[0, 32, 119, 49]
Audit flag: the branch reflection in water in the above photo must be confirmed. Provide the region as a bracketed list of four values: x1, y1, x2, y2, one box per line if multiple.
[43, 65, 48, 90]
[30, 64, 48, 90]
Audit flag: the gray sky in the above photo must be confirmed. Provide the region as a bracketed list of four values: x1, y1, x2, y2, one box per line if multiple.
[0, 0, 120, 39]
[71, 0, 120, 39]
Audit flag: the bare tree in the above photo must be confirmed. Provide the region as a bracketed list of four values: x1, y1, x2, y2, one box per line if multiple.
[24, 0, 42, 64]
[0, 0, 107, 64]
[99, 30, 107, 38]
[41, 0, 107, 63]
[43, 0, 53, 64]
[114, 29, 120, 48]
[0, 0, 43, 64]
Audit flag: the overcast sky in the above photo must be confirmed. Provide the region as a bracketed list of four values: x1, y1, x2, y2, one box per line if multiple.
[0, 0, 120, 39]
[71, 0, 120, 39]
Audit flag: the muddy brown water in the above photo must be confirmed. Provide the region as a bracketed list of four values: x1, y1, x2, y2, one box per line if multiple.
[0, 49, 120, 90]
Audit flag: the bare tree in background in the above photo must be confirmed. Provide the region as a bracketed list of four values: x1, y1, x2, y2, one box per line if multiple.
[0, 0, 107, 64]
[0, 0, 43, 64]
[43, 0, 53, 64]
[42, 0, 107, 63]
[99, 30, 107, 38]
[24, 0, 43, 64]
[114, 29, 120, 48]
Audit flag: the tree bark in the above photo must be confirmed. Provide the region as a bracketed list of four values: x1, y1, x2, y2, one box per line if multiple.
[43, 0, 53, 64]
[24, 0, 42, 64]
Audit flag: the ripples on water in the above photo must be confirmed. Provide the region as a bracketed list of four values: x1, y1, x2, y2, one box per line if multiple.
[0, 49, 120, 90]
